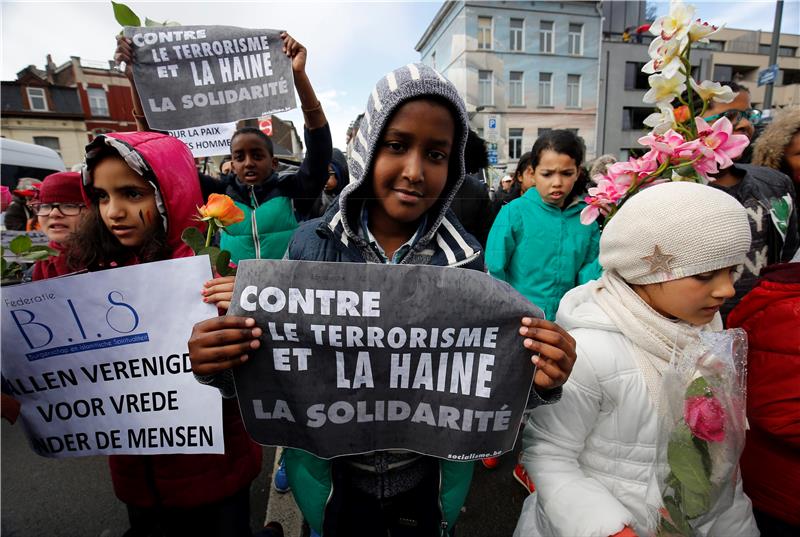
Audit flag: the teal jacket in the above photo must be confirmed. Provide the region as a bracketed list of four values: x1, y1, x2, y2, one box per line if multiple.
[485, 188, 601, 320]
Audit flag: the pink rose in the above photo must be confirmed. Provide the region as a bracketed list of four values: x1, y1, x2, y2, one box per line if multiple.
[685, 395, 726, 442]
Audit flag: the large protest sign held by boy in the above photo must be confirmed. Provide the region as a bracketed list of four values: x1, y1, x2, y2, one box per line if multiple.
[229, 259, 542, 460]
[123, 25, 296, 130]
[1, 256, 224, 457]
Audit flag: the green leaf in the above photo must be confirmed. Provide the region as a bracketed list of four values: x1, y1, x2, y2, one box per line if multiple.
[181, 226, 206, 254]
[111, 1, 141, 26]
[9, 235, 32, 255]
[663, 494, 692, 535]
[668, 424, 712, 495]
[685, 376, 710, 398]
[1, 256, 7, 278]
[215, 249, 232, 277]
[144, 17, 163, 27]
[22, 250, 53, 261]
[198, 247, 221, 273]
[163, 20, 181, 26]
[693, 436, 712, 476]
[681, 483, 711, 519]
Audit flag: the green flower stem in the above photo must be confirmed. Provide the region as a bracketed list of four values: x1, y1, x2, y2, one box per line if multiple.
[205, 221, 216, 248]
[683, 46, 698, 138]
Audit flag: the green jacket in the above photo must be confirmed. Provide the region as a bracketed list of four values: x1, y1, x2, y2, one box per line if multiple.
[220, 196, 298, 263]
[283, 449, 474, 536]
[485, 188, 601, 320]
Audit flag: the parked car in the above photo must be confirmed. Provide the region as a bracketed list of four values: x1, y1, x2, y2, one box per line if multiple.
[1, 138, 66, 190]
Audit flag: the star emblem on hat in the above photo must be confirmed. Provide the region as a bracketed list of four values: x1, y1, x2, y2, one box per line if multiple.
[641, 245, 674, 274]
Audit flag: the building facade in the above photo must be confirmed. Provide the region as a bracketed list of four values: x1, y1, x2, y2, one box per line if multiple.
[705, 27, 800, 110]
[2, 55, 137, 168]
[1, 79, 88, 168]
[416, 0, 602, 173]
[46, 55, 138, 139]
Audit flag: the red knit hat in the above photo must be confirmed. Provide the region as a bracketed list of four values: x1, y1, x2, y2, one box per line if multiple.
[38, 172, 84, 204]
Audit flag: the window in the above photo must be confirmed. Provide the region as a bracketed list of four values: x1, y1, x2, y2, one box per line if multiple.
[566, 74, 581, 108]
[568, 23, 583, 55]
[510, 18, 524, 51]
[538, 128, 553, 137]
[540, 21, 554, 53]
[783, 69, 800, 86]
[758, 44, 796, 57]
[538, 72, 553, 107]
[33, 136, 61, 156]
[624, 62, 650, 90]
[479, 70, 493, 105]
[509, 71, 524, 106]
[709, 40, 725, 51]
[478, 16, 492, 50]
[508, 128, 524, 159]
[87, 87, 109, 117]
[712, 65, 734, 82]
[622, 107, 653, 130]
[26, 87, 48, 111]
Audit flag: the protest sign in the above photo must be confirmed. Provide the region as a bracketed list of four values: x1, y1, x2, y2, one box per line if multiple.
[1, 256, 223, 458]
[229, 260, 543, 460]
[167, 121, 237, 158]
[123, 25, 296, 130]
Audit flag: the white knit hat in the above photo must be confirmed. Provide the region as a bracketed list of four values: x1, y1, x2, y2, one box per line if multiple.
[600, 182, 751, 284]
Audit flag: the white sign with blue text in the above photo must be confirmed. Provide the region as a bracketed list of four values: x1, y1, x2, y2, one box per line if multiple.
[1, 256, 223, 458]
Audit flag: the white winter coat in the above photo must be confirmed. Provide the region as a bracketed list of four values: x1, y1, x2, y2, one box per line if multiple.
[513, 282, 759, 537]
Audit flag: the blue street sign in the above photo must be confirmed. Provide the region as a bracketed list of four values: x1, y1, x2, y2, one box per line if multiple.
[758, 64, 779, 87]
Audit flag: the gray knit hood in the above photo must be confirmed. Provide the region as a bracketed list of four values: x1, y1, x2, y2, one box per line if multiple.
[336, 63, 470, 247]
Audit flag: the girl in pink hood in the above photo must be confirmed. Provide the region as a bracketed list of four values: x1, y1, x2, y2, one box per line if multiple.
[58, 131, 262, 536]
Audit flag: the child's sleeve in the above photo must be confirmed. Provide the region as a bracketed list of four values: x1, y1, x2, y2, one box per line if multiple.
[577, 221, 602, 284]
[286, 124, 333, 216]
[521, 339, 636, 536]
[485, 205, 516, 282]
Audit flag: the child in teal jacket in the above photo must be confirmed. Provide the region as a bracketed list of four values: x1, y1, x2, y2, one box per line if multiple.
[486, 130, 601, 320]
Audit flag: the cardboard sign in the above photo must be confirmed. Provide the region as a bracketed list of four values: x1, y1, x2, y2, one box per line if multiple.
[1, 257, 224, 458]
[229, 260, 543, 460]
[124, 25, 297, 130]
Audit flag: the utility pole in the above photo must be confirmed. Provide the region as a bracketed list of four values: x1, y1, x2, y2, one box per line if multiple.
[763, 0, 784, 112]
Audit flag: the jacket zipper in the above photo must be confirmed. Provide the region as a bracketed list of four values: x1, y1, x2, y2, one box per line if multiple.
[438, 463, 448, 537]
[249, 186, 262, 259]
[448, 251, 481, 268]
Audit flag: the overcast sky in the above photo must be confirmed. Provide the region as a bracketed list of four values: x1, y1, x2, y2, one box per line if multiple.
[2, 0, 798, 149]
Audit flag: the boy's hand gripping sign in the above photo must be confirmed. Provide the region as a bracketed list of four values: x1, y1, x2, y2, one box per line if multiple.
[123, 25, 296, 130]
[1, 257, 223, 458]
[229, 260, 543, 460]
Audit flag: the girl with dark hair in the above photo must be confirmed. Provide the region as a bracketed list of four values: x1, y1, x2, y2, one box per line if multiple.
[485, 129, 600, 491]
[60, 131, 263, 536]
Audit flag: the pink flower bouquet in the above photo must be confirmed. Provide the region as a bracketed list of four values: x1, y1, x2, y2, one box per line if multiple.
[582, 0, 750, 227]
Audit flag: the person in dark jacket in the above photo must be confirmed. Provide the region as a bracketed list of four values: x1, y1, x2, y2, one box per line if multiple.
[449, 129, 494, 246]
[188, 63, 577, 537]
[492, 152, 528, 217]
[702, 83, 799, 319]
[310, 148, 349, 219]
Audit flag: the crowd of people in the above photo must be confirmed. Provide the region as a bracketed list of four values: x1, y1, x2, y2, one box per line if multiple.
[1, 27, 799, 537]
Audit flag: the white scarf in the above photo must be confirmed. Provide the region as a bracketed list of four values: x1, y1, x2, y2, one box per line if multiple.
[592, 271, 722, 409]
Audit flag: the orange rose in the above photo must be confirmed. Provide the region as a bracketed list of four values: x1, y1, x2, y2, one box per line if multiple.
[673, 105, 691, 124]
[198, 194, 244, 227]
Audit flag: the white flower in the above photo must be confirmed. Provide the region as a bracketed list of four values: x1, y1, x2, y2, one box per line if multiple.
[650, 0, 695, 42]
[644, 74, 687, 105]
[688, 19, 722, 42]
[690, 79, 736, 103]
[644, 104, 677, 134]
[643, 36, 686, 79]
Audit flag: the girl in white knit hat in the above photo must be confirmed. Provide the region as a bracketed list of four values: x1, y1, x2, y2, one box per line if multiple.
[514, 181, 760, 537]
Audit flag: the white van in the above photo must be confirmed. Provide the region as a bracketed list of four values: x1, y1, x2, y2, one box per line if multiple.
[1, 138, 66, 190]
